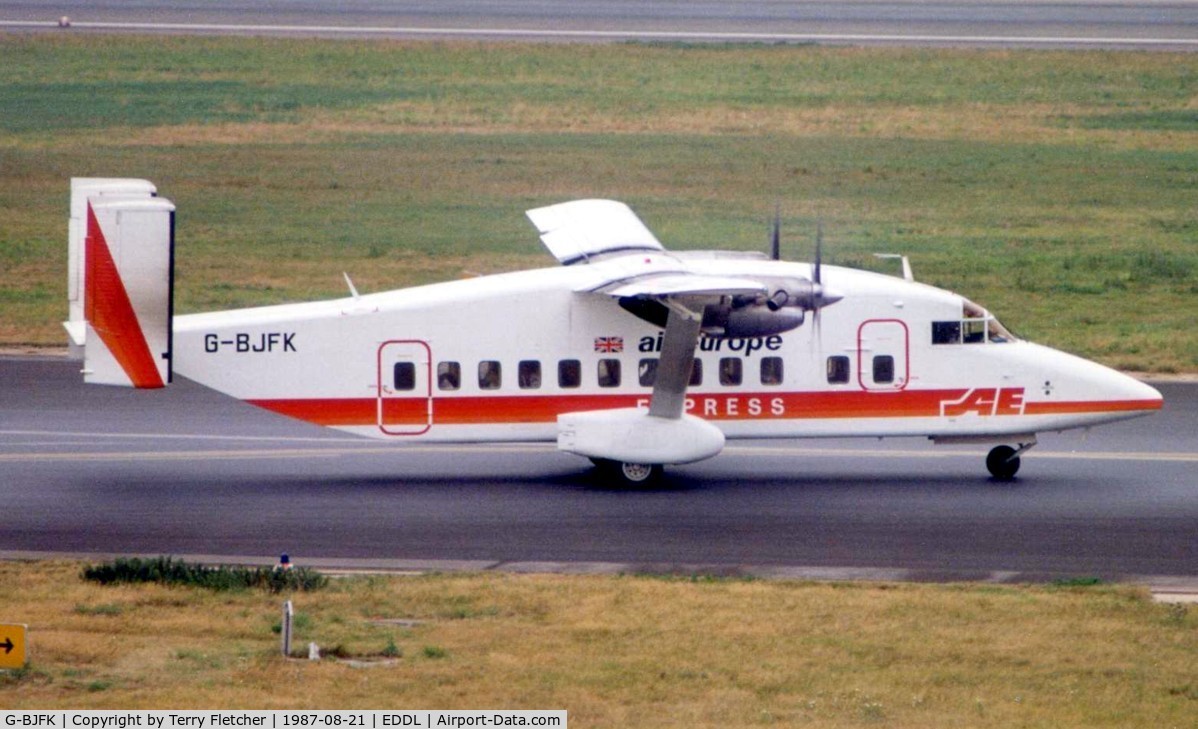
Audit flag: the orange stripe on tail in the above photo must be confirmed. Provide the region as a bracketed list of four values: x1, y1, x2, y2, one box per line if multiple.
[85, 203, 164, 388]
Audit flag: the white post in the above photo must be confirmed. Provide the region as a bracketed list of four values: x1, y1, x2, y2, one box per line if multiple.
[282, 600, 293, 658]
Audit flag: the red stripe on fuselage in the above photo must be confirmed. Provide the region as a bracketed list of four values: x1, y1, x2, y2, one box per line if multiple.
[243, 389, 1158, 429]
[1024, 399, 1163, 415]
[84, 204, 164, 388]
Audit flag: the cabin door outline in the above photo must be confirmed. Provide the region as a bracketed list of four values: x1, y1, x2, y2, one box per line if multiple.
[856, 319, 910, 391]
[377, 339, 433, 436]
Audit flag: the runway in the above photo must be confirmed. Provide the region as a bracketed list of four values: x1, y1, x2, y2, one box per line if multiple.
[1, 0, 1196, 49]
[2, 355, 1195, 586]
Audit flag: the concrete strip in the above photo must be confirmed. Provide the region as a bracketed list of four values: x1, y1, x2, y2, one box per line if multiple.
[6, 551, 1195, 595]
[1, 20, 1196, 48]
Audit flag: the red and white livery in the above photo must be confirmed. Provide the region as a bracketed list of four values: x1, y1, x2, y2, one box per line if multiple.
[65, 179, 1162, 484]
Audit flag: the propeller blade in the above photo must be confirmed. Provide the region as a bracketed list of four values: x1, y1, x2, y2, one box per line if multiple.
[814, 220, 823, 285]
[813, 221, 826, 341]
[770, 204, 781, 261]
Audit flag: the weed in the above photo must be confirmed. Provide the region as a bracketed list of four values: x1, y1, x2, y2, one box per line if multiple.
[382, 637, 402, 658]
[1164, 602, 1188, 625]
[1166, 685, 1198, 701]
[1051, 576, 1106, 588]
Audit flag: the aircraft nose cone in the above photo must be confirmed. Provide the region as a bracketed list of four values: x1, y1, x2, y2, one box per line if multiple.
[1085, 363, 1163, 418]
[1024, 342, 1164, 425]
[1121, 376, 1164, 410]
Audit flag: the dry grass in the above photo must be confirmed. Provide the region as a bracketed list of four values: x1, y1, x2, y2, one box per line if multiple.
[5, 98, 1193, 154]
[1, 561, 1195, 726]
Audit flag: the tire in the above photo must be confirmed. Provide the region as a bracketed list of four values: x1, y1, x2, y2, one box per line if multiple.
[617, 461, 663, 486]
[986, 445, 1021, 481]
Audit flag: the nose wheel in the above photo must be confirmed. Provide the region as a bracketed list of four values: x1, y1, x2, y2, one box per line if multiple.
[986, 446, 1020, 480]
[986, 440, 1036, 481]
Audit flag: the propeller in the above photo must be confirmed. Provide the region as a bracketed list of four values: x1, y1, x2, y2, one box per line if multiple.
[810, 221, 844, 342]
[753, 210, 841, 338]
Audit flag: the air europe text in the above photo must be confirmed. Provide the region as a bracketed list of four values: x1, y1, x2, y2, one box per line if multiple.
[639, 333, 783, 358]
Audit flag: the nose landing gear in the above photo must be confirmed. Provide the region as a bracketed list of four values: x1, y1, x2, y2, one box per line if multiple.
[986, 440, 1037, 481]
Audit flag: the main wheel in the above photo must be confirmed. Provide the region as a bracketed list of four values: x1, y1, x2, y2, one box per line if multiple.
[591, 458, 664, 487]
[986, 445, 1021, 481]
[617, 461, 663, 486]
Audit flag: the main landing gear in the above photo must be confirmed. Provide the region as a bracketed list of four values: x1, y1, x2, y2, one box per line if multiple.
[591, 458, 665, 487]
[986, 441, 1037, 481]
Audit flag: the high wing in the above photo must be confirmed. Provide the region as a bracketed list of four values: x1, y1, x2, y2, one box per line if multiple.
[529, 200, 775, 421]
[527, 199, 665, 265]
[527, 199, 841, 441]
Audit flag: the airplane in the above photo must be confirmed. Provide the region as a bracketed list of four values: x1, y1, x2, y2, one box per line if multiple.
[64, 178, 1163, 485]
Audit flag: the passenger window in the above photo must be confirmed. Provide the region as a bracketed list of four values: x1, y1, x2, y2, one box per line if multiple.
[638, 358, 658, 387]
[518, 360, 542, 389]
[478, 360, 502, 390]
[761, 356, 784, 386]
[719, 357, 742, 386]
[436, 361, 460, 391]
[597, 359, 621, 388]
[393, 362, 416, 391]
[932, 321, 961, 345]
[827, 355, 850, 385]
[873, 355, 895, 384]
[558, 359, 581, 389]
[638, 358, 700, 387]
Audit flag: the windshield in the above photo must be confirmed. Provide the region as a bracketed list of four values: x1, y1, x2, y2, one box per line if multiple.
[931, 300, 1018, 345]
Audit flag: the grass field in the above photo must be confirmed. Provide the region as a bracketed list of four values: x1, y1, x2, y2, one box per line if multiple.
[1, 36, 1196, 371]
[1, 562, 1196, 727]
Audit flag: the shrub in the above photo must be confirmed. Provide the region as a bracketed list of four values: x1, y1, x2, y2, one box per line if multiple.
[81, 556, 327, 593]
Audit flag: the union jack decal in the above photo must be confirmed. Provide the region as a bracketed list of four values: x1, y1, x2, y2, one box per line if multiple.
[594, 336, 624, 353]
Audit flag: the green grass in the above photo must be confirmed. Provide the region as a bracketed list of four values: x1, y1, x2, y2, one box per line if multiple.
[1, 35, 1195, 371]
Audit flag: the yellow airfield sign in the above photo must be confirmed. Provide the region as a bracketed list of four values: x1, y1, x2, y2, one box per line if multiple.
[0, 623, 28, 669]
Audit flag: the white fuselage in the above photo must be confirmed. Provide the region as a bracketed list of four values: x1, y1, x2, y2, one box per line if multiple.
[171, 258, 1162, 444]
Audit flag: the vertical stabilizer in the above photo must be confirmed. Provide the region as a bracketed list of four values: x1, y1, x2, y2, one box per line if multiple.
[66, 178, 158, 358]
[69, 181, 175, 388]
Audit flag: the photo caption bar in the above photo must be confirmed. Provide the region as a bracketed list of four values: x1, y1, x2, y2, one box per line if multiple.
[0, 712, 566, 729]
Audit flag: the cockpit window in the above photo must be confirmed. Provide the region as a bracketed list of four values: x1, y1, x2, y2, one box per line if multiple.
[932, 300, 1017, 345]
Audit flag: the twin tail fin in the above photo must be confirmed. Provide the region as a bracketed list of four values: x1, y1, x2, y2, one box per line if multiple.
[64, 178, 175, 388]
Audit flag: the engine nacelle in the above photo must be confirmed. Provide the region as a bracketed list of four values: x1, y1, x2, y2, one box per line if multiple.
[702, 304, 805, 338]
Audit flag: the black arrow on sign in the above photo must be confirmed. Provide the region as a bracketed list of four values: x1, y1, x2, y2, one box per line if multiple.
[1, 637, 13, 654]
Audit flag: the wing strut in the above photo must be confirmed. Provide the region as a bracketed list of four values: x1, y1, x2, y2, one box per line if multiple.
[648, 300, 703, 420]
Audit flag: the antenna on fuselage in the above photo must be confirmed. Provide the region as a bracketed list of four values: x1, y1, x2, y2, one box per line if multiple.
[343, 272, 361, 301]
[873, 253, 915, 282]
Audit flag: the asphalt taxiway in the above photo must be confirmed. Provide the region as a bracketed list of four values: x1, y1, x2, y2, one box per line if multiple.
[2, 355, 1195, 587]
[1, 0, 1196, 49]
